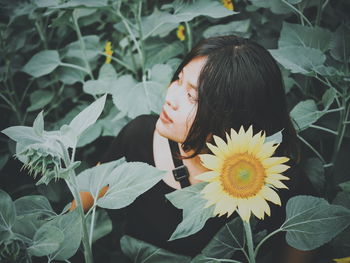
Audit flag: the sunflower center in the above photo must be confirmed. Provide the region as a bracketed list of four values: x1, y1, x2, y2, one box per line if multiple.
[220, 153, 266, 198]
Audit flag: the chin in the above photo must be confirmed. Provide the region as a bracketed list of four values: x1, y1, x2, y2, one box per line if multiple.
[155, 119, 185, 143]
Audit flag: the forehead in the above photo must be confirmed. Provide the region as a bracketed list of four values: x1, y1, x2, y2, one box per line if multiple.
[182, 56, 207, 85]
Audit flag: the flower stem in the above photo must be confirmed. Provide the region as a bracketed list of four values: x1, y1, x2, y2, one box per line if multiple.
[89, 204, 97, 246]
[254, 228, 282, 257]
[243, 221, 256, 263]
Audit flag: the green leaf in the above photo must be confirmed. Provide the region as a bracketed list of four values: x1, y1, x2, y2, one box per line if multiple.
[27, 90, 55, 112]
[322, 88, 336, 109]
[0, 154, 9, 170]
[269, 46, 326, 74]
[203, 19, 251, 38]
[146, 41, 184, 68]
[86, 209, 112, 243]
[290, 100, 323, 131]
[33, 111, 44, 136]
[112, 77, 166, 118]
[76, 159, 125, 198]
[120, 235, 191, 263]
[97, 162, 165, 209]
[265, 130, 283, 144]
[1, 126, 43, 147]
[28, 225, 64, 257]
[56, 57, 87, 85]
[330, 24, 350, 63]
[192, 217, 244, 262]
[14, 195, 55, 217]
[282, 195, 350, 250]
[0, 190, 16, 233]
[64, 35, 100, 61]
[303, 158, 325, 194]
[22, 50, 60, 77]
[76, 121, 102, 147]
[54, 0, 108, 8]
[150, 64, 173, 86]
[46, 210, 83, 260]
[166, 183, 215, 241]
[339, 181, 350, 194]
[69, 94, 107, 141]
[279, 22, 332, 52]
[99, 107, 129, 137]
[83, 63, 118, 95]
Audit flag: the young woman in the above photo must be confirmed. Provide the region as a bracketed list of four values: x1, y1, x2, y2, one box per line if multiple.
[82, 35, 313, 261]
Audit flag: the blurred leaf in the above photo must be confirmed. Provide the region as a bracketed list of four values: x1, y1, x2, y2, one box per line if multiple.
[290, 100, 323, 131]
[46, 210, 83, 260]
[28, 225, 64, 257]
[166, 183, 215, 241]
[69, 94, 107, 141]
[97, 162, 165, 209]
[250, 0, 291, 14]
[86, 209, 112, 243]
[113, 78, 166, 119]
[14, 195, 54, 217]
[203, 19, 251, 38]
[76, 121, 102, 147]
[1, 126, 43, 147]
[99, 107, 129, 137]
[322, 88, 336, 109]
[120, 235, 191, 263]
[303, 158, 325, 194]
[0, 190, 16, 233]
[83, 63, 118, 95]
[339, 181, 350, 194]
[0, 154, 9, 170]
[192, 217, 244, 262]
[265, 130, 283, 144]
[33, 111, 44, 136]
[269, 46, 326, 74]
[150, 64, 173, 85]
[282, 195, 350, 250]
[52, 0, 108, 8]
[279, 22, 332, 52]
[56, 57, 87, 84]
[27, 90, 55, 112]
[330, 24, 350, 63]
[64, 35, 100, 61]
[146, 41, 184, 68]
[22, 50, 60, 78]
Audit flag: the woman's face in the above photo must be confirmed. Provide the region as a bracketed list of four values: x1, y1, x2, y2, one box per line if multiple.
[156, 56, 207, 143]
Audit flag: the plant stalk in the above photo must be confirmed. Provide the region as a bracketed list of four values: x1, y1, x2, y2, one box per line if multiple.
[243, 221, 256, 263]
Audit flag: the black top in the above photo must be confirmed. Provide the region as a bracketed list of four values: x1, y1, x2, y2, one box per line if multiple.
[98, 114, 313, 258]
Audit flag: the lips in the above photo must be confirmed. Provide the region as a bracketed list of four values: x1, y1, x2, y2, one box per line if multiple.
[160, 108, 173, 123]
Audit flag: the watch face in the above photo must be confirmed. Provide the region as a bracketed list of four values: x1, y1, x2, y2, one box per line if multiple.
[172, 165, 189, 182]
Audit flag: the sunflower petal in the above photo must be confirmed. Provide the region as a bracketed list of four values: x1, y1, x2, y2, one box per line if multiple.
[262, 157, 290, 168]
[237, 199, 251, 222]
[266, 164, 290, 174]
[199, 154, 222, 170]
[261, 187, 281, 206]
[265, 177, 289, 189]
[270, 174, 290, 181]
[213, 135, 228, 152]
[195, 171, 219, 181]
[256, 141, 278, 160]
[207, 143, 226, 158]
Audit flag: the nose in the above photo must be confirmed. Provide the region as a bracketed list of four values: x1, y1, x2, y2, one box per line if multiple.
[165, 82, 179, 110]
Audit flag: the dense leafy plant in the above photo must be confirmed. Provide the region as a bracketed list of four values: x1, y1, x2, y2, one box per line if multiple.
[1, 0, 349, 262]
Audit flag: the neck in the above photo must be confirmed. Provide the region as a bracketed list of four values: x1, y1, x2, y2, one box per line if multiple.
[178, 143, 208, 184]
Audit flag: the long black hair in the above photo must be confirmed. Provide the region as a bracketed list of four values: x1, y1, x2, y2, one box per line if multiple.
[172, 35, 299, 160]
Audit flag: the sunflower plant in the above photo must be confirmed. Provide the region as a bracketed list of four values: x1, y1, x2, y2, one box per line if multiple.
[166, 126, 350, 263]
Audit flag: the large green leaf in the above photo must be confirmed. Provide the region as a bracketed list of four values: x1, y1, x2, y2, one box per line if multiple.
[269, 46, 326, 74]
[14, 195, 55, 217]
[1, 126, 43, 148]
[290, 100, 324, 131]
[97, 162, 165, 209]
[0, 190, 16, 233]
[27, 90, 54, 112]
[46, 210, 83, 260]
[56, 57, 87, 85]
[192, 217, 244, 262]
[120, 235, 191, 263]
[69, 94, 107, 141]
[146, 41, 184, 68]
[83, 63, 118, 95]
[28, 225, 64, 257]
[330, 23, 350, 63]
[203, 19, 251, 38]
[22, 50, 60, 77]
[112, 76, 166, 118]
[281, 195, 350, 250]
[166, 183, 216, 241]
[279, 22, 332, 52]
[33, 111, 44, 136]
[76, 159, 125, 198]
[64, 35, 100, 61]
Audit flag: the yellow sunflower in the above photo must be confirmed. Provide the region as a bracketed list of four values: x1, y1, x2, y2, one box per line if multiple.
[176, 25, 186, 41]
[196, 126, 290, 222]
[104, 41, 113, 64]
[222, 0, 234, 11]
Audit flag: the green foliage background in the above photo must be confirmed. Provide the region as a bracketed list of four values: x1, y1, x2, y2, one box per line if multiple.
[0, 0, 350, 262]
